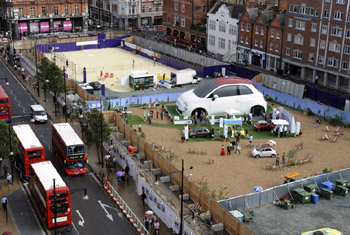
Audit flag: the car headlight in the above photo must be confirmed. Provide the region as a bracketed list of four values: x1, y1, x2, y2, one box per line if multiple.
[184, 101, 189, 106]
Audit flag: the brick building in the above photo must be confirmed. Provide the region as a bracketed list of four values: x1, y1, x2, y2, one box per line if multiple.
[266, 13, 285, 71]
[282, 0, 350, 93]
[0, 0, 88, 39]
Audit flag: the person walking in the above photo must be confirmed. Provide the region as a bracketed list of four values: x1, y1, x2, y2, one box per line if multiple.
[7, 173, 12, 186]
[2, 196, 7, 211]
[3, 164, 8, 177]
[138, 123, 142, 132]
[235, 144, 241, 155]
[153, 219, 160, 234]
[283, 125, 288, 137]
[220, 145, 225, 156]
[227, 145, 231, 155]
[125, 164, 130, 182]
[141, 190, 147, 207]
[282, 152, 286, 165]
[143, 111, 146, 121]
[276, 154, 280, 166]
[160, 111, 164, 120]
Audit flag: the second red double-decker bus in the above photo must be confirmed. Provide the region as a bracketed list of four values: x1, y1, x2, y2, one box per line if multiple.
[29, 160, 72, 228]
[0, 85, 12, 120]
[13, 124, 46, 177]
[52, 123, 87, 175]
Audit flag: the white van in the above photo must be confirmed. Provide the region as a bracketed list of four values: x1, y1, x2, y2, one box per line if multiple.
[176, 77, 267, 117]
[30, 104, 48, 123]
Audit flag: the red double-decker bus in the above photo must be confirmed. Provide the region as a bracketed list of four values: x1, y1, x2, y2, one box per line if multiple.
[0, 85, 12, 120]
[28, 161, 72, 228]
[52, 123, 87, 175]
[13, 124, 46, 177]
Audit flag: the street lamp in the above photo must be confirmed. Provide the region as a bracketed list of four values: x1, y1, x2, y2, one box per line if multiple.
[63, 67, 67, 122]
[100, 98, 104, 169]
[53, 178, 89, 235]
[44, 79, 49, 102]
[6, 117, 14, 182]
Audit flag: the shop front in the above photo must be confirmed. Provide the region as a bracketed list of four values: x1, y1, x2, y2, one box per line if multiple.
[19, 22, 28, 36]
[251, 49, 264, 68]
[40, 22, 50, 33]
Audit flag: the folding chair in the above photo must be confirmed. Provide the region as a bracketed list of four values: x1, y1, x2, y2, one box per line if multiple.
[335, 126, 341, 133]
[104, 72, 109, 78]
[325, 126, 330, 132]
[333, 135, 339, 143]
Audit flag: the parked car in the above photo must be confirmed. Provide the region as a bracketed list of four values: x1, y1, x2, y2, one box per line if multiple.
[300, 228, 342, 235]
[89, 81, 102, 90]
[254, 120, 275, 132]
[176, 77, 267, 117]
[189, 127, 211, 138]
[251, 145, 276, 158]
[231, 124, 245, 137]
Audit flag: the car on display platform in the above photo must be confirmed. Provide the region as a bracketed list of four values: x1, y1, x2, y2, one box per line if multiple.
[176, 77, 267, 118]
[189, 127, 211, 138]
[254, 120, 275, 132]
[231, 124, 245, 137]
[89, 81, 102, 90]
[300, 228, 342, 235]
[251, 145, 276, 158]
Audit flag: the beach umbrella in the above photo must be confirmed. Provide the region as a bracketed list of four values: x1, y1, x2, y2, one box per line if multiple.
[145, 210, 153, 215]
[253, 186, 263, 192]
[267, 140, 276, 146]
[116, 171, 124, 177]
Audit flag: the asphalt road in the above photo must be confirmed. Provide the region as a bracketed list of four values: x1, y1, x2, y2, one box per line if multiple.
[0, 59, 136, 235]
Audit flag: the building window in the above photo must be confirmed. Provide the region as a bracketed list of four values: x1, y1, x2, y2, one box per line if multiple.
[75, 5, 79, 13]
[255, 25, 259, 34]
[149, 5, 152, 12]
[310, 38, 315, 47]
[19, 8, 24, 17]
[218, 37, 225, 49]
[65, 6, 69, 14]
[308, 53, 315, 62]
[229, 24, 236, 35]
[289, 4, 293, 12]
[181, 17, 185, 27]
[327, 58, 338, 67]
[260, 39, 263, 48]
[246, 24, 250, 32]
[241, 23, 245, 31]
[175, 2, 178, 10]
[219, 21, 226, 33]
[270, 42, 273, 50]
[300, 4, 306, 14]
[309, 8, 314, 16]
[203, 5, 207, 12]
[311, 23, 317, 32]
[141, 6, 145, 13]
[255, 38, 258, 46]
[346, 30, 350, 38]
[327, 74, 337, 86]
[318, 56, 325, 64]
[294, 34, 304, 45]
[293, 5, 298, 13]
[334, 11, 343, 20]
[295, 21, 305, 30]
[315, 8, 318, 16]
[54, 6, 58, 15]
[209, 20, 216, 30]
[331, 27, 342, 37]
[323, 10, 329, 18]
[42, 7, 46, 16]
[275, 43, 279, 51]
[287, 33, 292, 42]
[321, 25, 328, 34]
[245, 36, 249, 44]
[30, 7, 36, 16]
[175, 16, 179, 25]
[209, 35, 215, 46]
[336, 0, 345, 4]
[293, 50, 303, 59]
[240, 35, 244, 43]
[276, 30, 280, 39]
[339, 76, 349, 89]
[271, 28, 274, 38]
[329, 41, 340, 52]
[182, 3, 185, 12]
[288, 19, 293, 27]
[228, 40, 232, 51]
[320, 40, 326, 49]
[344, 45, 350, 54]
[261, 27, 264, 36]
[286, 47, 290, 55]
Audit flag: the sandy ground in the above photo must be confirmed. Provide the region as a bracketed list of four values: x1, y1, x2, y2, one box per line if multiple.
[128, 103, 349, 199]
[45, 48, 179, 92]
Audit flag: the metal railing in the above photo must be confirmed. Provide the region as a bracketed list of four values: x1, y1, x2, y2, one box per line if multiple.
[104, 181, 150, 235]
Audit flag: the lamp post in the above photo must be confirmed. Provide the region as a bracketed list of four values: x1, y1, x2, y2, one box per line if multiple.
[179, 159, 184, 235]
[44, 78, 49, 102]
[100, 98, 104, 169]
[63, 67, 67, 122]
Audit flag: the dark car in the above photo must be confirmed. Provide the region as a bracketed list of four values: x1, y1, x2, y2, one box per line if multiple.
[254, 120, 275, 132]
[89, 81, 102, 90]
[189, 127, 211, 138]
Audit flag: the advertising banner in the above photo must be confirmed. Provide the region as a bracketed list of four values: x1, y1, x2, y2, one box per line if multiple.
[40, 22, 50, 32]
[63, 20, 72, 31]
[19, 23, 28, 34]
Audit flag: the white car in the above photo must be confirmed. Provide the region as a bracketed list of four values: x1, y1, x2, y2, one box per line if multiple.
[251, 145, 277, 158]
[176, 77, 267, 117]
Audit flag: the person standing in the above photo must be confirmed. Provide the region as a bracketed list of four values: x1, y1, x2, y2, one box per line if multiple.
[220, 145, 225, 156]
[282, 152, 286, 165]
[276, 154, 280, 166]
[283, 125, 288, 137]
[3, 164, 8, 177]
[315, 75, 318, 84]
[141, 190, 147, 207]
[138, 123, 142, 132]
[227, 145, 231, 155]
[156, 111, 159, 120]
[7, 173, 12, 186]
[125, 164, 130, 182]
[112, 155, 117, 169]
[235, 144, 241, 155]
[2, 196, 7, 211]
[160, 111, 164, 120]
[143, 111, 146, 121]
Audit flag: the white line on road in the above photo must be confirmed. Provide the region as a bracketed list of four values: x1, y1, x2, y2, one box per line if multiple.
[98, 200, 114, 222]
[76, 210, 85, 227]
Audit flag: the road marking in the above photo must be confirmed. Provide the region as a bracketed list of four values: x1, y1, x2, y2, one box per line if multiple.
[76, 210, 85, 227]
[98, 200, 114, 222]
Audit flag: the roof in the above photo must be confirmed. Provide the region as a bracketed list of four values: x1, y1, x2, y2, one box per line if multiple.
[0, 85, 9, 99]
[31, 161, 66, 190]
[209, 2, 246, 19]
[214, 77, 253, 86]
[13, 124, 43, 150]
[276, 14, 285, 27]
[260, 9, 274, 23]
[246, 8, 259, 21]
[53, 123, 84, 146]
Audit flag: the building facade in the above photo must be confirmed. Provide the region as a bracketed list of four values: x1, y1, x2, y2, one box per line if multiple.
[282, 0, 350, 93]
[0, 0, 88, 39]
[206, 2, 245, 62]
[266, 13, 284, 71]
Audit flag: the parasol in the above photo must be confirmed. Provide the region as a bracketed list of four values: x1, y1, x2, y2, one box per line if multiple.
[253, 186, 263, 192]
[145, 210, 153, 215]
[116, 171, 124, 177]
[267, 140, 276, 146]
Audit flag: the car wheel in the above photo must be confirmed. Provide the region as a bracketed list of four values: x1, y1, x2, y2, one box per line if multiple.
[257, 129, 261, 132]
[271, 154, 276, 158]
[255, 155, 260, 158]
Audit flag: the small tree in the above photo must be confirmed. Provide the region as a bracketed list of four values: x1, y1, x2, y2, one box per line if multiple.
[0, 120, 19, 160]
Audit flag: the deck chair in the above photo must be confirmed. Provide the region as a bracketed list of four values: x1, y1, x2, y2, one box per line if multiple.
[208, 158, 214, 164]
[333, 135, 339, 143]
[201, 149, 207, 155]
[325, 126, 330, 132]
[321, 133, 329, 140]
[104, 72, 109, 78]
[335, 126, 341, 133]
[266, 163, 273, 170]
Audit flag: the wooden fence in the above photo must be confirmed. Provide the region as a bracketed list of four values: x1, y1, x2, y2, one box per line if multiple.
[103, 111, 256, 235]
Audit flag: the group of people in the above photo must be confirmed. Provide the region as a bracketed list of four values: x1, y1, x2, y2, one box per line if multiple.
[273, 125, 288, 137]
[191, 110, 209, 125]
[144, 213, 160, 234]
[2, 164, 12, 186]
[143, 110, 165, 124]
[221, 139, 242, 156]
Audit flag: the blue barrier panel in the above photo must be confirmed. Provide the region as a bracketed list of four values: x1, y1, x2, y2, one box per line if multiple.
[305, 86, 345, 110]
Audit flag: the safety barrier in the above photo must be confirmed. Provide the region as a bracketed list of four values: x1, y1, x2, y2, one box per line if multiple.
[104, 180, 150, 235]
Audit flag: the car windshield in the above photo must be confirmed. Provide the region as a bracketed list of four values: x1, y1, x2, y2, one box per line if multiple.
[234, 125, 243, 130]
[35, 111, 46, 115]
[193, 80, 219, 98]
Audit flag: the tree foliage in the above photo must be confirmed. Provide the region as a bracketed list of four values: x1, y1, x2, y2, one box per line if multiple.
[0, 120, 19, 159]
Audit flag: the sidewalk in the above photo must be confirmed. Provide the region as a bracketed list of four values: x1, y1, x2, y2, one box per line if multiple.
[17, 54, 173, 234]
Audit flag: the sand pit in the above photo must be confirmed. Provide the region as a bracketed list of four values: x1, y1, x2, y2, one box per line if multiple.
[128, 102, 349, 198]
[45, 48, 179, 93]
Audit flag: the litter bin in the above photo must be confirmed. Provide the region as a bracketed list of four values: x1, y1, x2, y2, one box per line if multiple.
[304, 184, 318, 194]
[311, 194, 319, 204]
[335, 179, 348, 187]
[338, 185, 349, 197]
[284, 200, 292, 209]
[298, 192, 312, 204]
[322, 188, 333, 200]
[321, 181, 334, 191]
[292, 188, 305, 201]
[230, 210, 243, 222]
